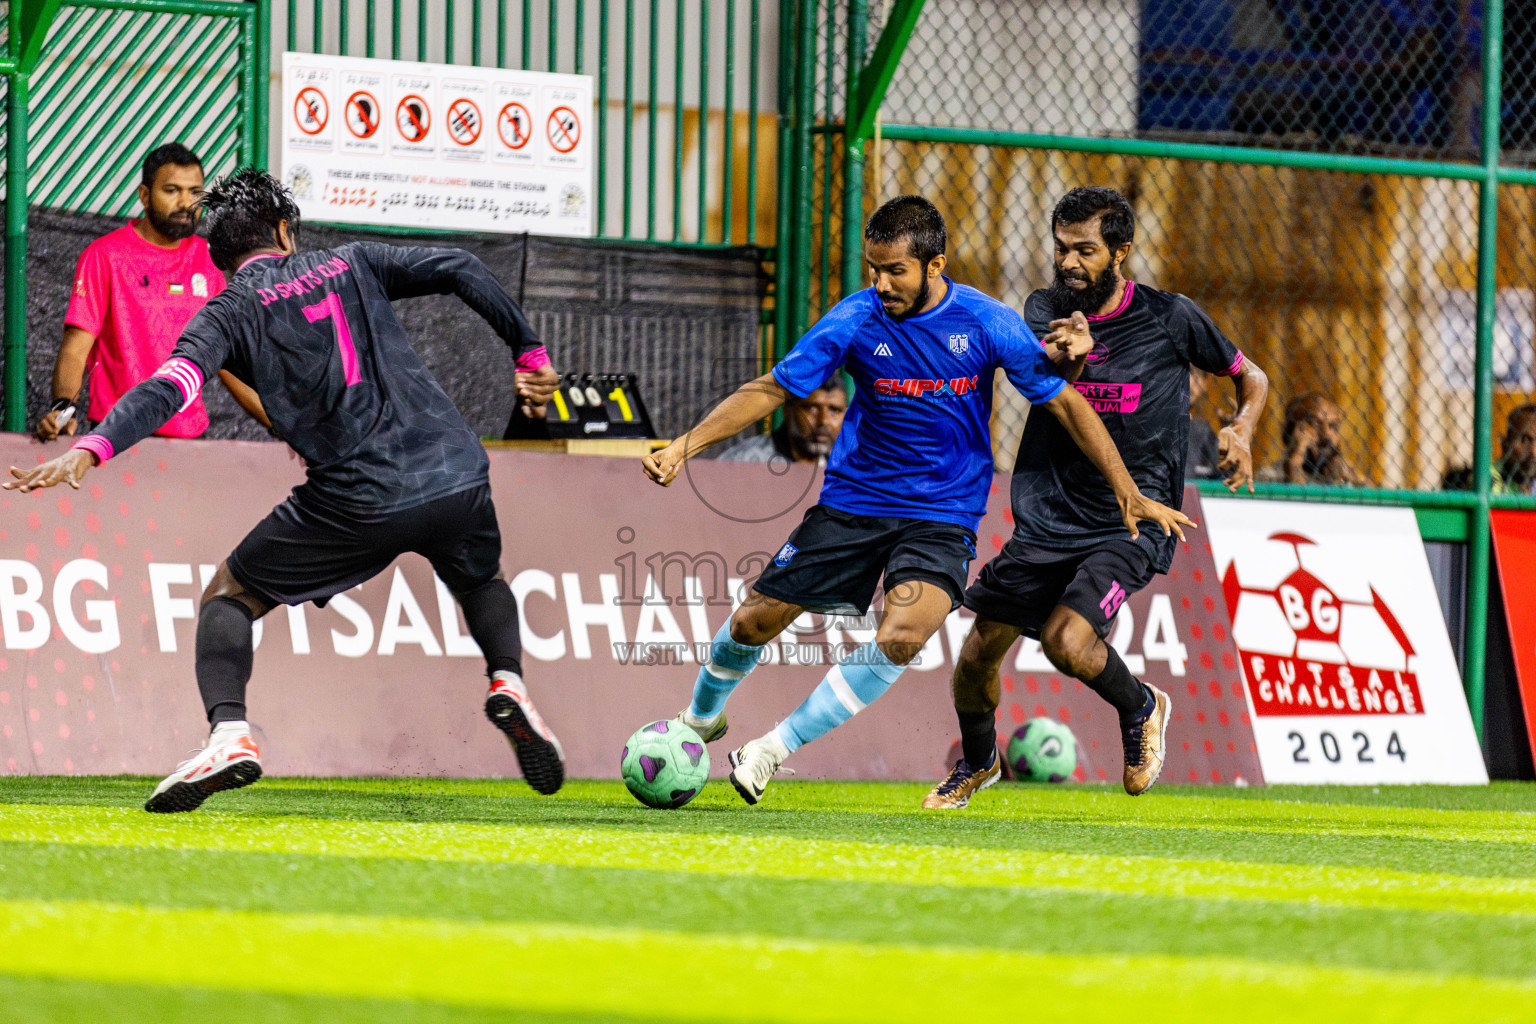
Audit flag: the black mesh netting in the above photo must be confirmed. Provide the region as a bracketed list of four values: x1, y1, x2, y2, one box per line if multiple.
[4, 208, 767, 442]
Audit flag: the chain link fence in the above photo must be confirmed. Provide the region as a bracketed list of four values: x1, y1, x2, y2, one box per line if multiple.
[803, 0, 1536, 493]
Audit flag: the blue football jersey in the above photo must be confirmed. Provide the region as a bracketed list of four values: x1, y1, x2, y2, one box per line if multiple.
[772, 281, 1066, 529]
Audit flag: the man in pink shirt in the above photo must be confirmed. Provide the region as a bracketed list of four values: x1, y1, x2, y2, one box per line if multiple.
[35, 143, 265, 440]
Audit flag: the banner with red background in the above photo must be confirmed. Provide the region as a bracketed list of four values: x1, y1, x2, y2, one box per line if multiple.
[1491, 510, 1536, 766]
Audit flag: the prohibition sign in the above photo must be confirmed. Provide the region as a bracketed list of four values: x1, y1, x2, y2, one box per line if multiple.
[498, 102, 531, 149]
[395, 95, 431, 143]
[294, 87, 329, 135]
[345, 90, 380, 139]
[547, 106, 580, 153]
[446, 98, 482, 145]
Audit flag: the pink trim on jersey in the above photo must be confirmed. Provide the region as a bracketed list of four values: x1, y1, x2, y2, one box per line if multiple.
[516, 345, 551, 372]
[1217, 350, 1246, 377]
[1086, 280, 1135, 321]
[151, 357, 205, 412]
[71, 434, 115, 465]
[236, 252, 284, 272]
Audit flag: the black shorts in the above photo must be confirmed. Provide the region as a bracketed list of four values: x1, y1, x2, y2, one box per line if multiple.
[752, 505, 977, 616]
[963, 535, 1158, 640]
[227, 484, 502, 608]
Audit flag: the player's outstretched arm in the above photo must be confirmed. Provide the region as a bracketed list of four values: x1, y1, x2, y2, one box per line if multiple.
[1043, 386, 1196, 542]
[1217, 358, 1268, 492]
[642, 373, 790, 486]
[5, 448, 95, 492]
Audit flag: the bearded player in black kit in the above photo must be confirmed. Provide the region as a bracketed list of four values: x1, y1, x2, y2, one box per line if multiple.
[6, 169, 568, 812]
[925, 186, 1270, 808]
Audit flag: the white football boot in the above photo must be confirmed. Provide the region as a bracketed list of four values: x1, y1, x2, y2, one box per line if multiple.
[728, 731, 792, 805]
[485, 671, 566, 795]
[144, 723, 263, 814]
[676, 708, 729, 743]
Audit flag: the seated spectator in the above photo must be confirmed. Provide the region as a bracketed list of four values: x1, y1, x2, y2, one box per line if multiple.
[1443, 404, 1536, 493]
[716, 376, 847, 464]
[1187, 368, 1222, 480]
[35, 142, 265, 441]
[1257, 392, 1366, 485]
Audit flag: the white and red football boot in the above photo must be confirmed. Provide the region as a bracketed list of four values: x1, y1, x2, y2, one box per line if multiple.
[144, 723, 263, 814]
[484, 671, 566, 795]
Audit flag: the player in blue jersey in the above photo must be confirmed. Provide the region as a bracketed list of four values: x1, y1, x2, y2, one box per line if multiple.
[7, 170, 568, 811]
[642, 196, 1194, 804]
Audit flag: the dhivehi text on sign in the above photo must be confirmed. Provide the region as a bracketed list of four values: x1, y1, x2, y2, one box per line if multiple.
[280, 52, 594, 237]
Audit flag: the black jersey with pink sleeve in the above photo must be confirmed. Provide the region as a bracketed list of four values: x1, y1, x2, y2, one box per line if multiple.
[1009, 281, 1244, 572]
[69, 242, 548, 516]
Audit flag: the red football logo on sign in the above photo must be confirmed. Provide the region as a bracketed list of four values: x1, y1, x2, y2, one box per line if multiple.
[1221, 532, 1423, 717]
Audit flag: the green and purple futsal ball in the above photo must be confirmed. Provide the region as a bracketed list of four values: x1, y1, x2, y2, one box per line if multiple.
[621, 720, 710, 808]
[1007, 718, 1078, 782]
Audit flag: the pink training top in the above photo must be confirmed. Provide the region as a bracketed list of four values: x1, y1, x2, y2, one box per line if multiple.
[64, 222, 226, 438]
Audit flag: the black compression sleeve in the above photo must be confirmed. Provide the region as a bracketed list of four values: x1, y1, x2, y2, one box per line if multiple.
[370, 244, 542, 357]
[87, 375, 186, 460]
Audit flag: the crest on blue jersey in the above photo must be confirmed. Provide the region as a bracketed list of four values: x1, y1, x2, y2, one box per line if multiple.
[948, 333, 969, 357]
[773, 542, 798, 567]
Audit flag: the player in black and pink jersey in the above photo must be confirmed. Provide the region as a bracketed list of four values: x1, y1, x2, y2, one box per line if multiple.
[926, 186, 1270, 808]
[6, 169, 567, 812]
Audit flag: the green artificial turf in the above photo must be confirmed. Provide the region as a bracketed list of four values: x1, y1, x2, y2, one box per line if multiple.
[2, 777, 1533, 1023]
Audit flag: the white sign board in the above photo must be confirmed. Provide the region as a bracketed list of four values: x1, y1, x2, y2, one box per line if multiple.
[1204, 499, 1487, 784]
[280, 52, 593, 237]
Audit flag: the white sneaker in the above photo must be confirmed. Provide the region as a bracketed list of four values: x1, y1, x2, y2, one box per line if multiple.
[144, 724, 262, 814]
[677, 708, 728, 743]
[728, 731, 791, 805]
[485, 672, 566, 795]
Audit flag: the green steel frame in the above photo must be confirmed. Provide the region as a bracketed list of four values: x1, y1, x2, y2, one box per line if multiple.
[804, 0, 1522, 743]
[2, 0, 262, 436]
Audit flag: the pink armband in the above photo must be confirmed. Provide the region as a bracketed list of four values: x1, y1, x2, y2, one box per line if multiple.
[71, 434, 115, 465]
[515, 345, 551, 372]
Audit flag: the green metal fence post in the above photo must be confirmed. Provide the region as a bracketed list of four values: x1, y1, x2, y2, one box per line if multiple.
[839, 0, 865, 299]
[4, 72, 29, 432]
[789, 0, 817, 341]
[772, 0, 794, 359]
[1466, 0, 1505, 746]
[839, 0, 923, 299]
[253, 0, 270, 168]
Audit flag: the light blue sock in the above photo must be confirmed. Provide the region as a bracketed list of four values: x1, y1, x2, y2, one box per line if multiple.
[688, 621, 765, 719]
[775, 643, 906, 752]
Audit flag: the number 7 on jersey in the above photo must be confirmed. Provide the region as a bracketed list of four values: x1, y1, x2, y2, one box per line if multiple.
[303, 292, 362, 386]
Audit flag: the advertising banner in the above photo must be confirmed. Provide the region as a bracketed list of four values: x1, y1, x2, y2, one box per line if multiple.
[0, 437, 1257, 785]
[280, 52, 593, 236]
[1490, 510, 1536, 764]
[1204, 498, 1487, 784]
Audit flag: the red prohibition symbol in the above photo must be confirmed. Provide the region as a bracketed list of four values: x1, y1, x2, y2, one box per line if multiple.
[395, 95, 431, 142]
[446, 98, 482, 145]
[498, 102, 531, 149]
[294, 87, 329, 135]
[547, 106, 580, 153]
[345, 91, 380, 139]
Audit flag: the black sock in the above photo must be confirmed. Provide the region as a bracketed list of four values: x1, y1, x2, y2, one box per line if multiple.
[1087, 646, 1152, 722]
[958, 710, 997, 768]
[457, 578, 524, 678]
[197, 597, 255, 725]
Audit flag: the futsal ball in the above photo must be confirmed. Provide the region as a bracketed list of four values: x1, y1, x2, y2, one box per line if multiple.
[621, 720, 710, 809]
[1007, 718, 1077, 782]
